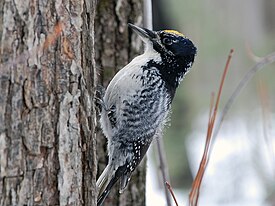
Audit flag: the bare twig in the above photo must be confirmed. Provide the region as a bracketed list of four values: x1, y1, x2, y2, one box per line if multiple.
[189, 49, 234, 206]
[188, 94, 216, 206]
[211, 51, 275, 154]
[189, 49, 275, 206]
[165, 181, 179, 206]
[212, 49, 234, 122]
[156, 135, 172, 206]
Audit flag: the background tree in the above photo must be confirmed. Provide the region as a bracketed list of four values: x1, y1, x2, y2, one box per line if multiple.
[0, 0, 144, 205]
[95, 0, 146, 205]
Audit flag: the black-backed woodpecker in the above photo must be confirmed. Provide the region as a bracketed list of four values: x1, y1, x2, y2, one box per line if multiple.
[97, 23, 197, 205]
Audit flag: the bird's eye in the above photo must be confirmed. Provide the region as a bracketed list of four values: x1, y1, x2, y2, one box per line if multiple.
[162, 38, 172, 45]
[172, 39, 179, 43]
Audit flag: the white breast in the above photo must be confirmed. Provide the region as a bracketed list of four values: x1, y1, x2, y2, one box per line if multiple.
[104, 48, 161, 108]
[100, 48, 161, 139]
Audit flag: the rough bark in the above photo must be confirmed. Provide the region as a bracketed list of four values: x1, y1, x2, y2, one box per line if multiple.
[0, 0, 145, 205]
[0, 0, 97, 205]
[95, 0, 146, 205]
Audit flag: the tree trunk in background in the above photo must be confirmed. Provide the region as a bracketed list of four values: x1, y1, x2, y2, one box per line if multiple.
[0, 0, 145, 206]
[95, 0, 146, 206]
[0, 0, 97, 205]
[263, 0, 275, 33]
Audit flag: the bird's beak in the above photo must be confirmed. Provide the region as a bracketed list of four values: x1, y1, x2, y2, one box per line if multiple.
[128, 23, 157, 42]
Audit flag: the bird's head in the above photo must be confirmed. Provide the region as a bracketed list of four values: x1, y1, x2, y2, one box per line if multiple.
[128, 23, 197, 64]
[128, 23, 197, 89]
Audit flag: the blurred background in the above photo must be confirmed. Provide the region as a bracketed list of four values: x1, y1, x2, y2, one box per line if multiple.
[147, 0, 275, 205]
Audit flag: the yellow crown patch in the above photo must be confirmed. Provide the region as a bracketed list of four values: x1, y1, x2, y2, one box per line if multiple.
[164, 30, 185, 37]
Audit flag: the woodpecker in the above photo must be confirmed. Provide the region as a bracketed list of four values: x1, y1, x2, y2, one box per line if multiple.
[97, 23, 197, 205]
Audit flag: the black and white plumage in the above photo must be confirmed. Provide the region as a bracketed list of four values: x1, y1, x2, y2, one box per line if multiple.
[97, 24, 197, 205]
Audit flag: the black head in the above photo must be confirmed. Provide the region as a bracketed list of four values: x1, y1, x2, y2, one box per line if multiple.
[128, 23, 197, 93]
[128, 23, 197, 63]
[157, 30, 197, 59]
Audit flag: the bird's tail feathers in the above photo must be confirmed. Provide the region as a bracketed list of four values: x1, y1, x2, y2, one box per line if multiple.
[97, 165, 111, 199]
[97, 165, 120, 206]
[97, 164, 129, 206]
[119, 174, 131, 193]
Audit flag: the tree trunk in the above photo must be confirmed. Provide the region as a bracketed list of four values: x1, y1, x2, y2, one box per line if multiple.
[0, 0, 145, 206]
[95, 0, 146, 205]
[0, 0, 97, 205]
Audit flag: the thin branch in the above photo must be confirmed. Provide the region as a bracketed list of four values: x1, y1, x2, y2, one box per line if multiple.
[211, 51, 275, 154]
[188, 49, 275, 206]
[156, 136, 172, 206]
[189, 94, 216, 206]
[208, 92, 215, 126]
[165, 181, 179, 206]
[189, 49, 234, 206]
[212, 49, 234, 123]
